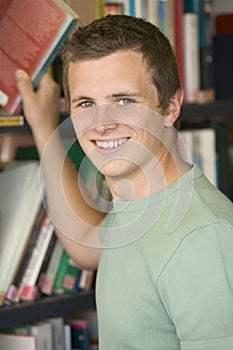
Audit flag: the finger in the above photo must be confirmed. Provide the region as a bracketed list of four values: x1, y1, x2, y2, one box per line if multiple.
[39, 71, 55, 87]
[15, 69, 35, 103]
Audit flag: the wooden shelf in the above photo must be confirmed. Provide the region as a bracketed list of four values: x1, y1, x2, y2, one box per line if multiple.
[0, 290, 95, 329]
[1, 100, 233, 133]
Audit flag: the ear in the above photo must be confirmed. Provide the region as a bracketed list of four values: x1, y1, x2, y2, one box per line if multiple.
[164, 88, 184, 126]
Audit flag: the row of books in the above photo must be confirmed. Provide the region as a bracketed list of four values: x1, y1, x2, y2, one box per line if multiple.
[99, 0, 216, 105]
[178, 121, 233, 200]
[0, 161, 96, 307]
[101, 0, 233, 105]
[0, 313, 98, 350]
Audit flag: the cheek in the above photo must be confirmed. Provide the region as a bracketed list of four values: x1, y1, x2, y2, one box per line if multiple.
[78, 135, 90, 154]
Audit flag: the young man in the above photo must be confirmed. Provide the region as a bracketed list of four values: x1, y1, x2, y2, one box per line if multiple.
[16, 15, 233, 350]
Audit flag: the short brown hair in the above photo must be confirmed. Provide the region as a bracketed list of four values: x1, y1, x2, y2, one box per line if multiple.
[61, 15, 181, 125]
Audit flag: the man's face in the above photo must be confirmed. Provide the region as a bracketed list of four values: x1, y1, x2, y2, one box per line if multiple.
[68, 51, 169, 181]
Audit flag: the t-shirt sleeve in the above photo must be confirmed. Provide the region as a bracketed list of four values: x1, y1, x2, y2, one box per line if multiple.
[157, 222, 233, 350]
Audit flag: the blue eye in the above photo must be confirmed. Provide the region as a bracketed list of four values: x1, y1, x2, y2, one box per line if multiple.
[117, 98, 133, 106]
[80, 101, 95, 108]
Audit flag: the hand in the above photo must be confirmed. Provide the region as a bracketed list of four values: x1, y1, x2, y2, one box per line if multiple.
[15, 69, 61, 135]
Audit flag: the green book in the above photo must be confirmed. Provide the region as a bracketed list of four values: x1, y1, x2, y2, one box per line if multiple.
[53, 250, 80, 294]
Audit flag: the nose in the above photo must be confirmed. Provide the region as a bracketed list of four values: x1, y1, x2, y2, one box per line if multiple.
[94, 122, 118, 134]
[93, 104, 118, 134]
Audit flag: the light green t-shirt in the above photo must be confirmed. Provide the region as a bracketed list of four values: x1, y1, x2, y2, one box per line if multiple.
[96, 165, 233, 350]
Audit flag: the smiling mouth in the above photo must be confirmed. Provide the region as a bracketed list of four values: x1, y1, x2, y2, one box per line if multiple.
[94, 137, 129, 149]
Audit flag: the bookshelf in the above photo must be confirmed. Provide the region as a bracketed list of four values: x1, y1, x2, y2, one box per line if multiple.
[1, 99, 233, 135]
[0, 0, 233, 337]
[180, 100, 233, 122]
[0, 290, 96, 329]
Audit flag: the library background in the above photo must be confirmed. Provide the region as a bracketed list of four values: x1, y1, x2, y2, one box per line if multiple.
[0, 0, 233, 349]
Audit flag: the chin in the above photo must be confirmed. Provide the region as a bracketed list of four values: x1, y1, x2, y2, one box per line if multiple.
[99, 160, 134, 179]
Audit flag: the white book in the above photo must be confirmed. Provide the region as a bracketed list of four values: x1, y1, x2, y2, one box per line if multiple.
[45, 317, 65, 350]
[147, 0, 158, 25]
[30, 321, 53, 350]
[134, 0, 148, 18]
[64, 324, 72, 350]
[0, 334, 36, 350]
[0, 162, 43, 306]
[179, 129, 217, 186]
[79, 269, 95, 290]
[183, 13, 200, 103]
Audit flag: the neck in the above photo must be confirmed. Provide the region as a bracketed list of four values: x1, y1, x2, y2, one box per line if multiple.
[106, 148, 190, 201]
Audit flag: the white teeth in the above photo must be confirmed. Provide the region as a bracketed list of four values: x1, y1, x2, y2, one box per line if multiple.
[96, 138, 127, 149]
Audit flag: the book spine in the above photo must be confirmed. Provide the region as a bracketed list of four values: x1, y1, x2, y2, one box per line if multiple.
[15, 215, 53, 302]
[0, 115, 24, 127]
[37, 233, 57, 291]
[64, 324, 72, 350]
[45, 317, 65, 350]
[30, 322, 53, 350]
[40, 239, 64, 295]
[198, 0, 214, 100]
[134, 0, 148, 18]
[183, 12, 200, 103]
[6, 206, 46, 304]
[104, 3, 124, 15]
[128, 0, 135, 16]
[20, 219, 54, 301]
[78, 270, 95, 291]
[173, 0, 185, 89]
[53, 250, 69, 294]
[53, 251, 80, 295]
[146, 0, 158, 25]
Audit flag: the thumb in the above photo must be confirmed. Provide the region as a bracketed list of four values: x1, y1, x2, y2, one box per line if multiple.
[15, 69, 35, 103]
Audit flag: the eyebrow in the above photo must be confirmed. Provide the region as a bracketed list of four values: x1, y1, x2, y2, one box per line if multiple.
[109, 91, 144, 99]
[71, 96, 94, 104]
[71, 91, 144, 105]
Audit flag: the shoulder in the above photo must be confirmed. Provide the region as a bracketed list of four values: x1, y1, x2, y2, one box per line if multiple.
[157, 222, 233, 343]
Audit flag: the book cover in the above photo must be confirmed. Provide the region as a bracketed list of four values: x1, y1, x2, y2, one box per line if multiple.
[0, 0, 79, 115]
[0, 162, 43, 306]
[0, 334, 36, 350]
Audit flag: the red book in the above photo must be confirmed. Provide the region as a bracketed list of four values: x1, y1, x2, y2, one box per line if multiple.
[0, 0, 79, 115]
[173, 0, 184, 90]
